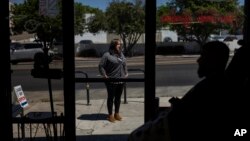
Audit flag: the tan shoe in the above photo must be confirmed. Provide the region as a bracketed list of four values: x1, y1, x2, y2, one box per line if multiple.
[114, 113, 122, 121]
[107, 114, 115, 122]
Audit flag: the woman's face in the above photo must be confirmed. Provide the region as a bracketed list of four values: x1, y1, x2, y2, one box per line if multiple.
[115, 41, 122, 53]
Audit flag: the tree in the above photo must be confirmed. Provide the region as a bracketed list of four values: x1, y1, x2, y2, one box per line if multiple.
[157, 5, 172, 29]
[158, 0, 242, 46]
[229, 5, 244, 35]
[76, 3, 104, 34]
[88, 0, 145, 57]
[11, 0, 88, 47]
[86, 8, 106, 33]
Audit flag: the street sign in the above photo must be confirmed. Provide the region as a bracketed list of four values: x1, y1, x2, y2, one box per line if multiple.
[14, 85, 29, 108]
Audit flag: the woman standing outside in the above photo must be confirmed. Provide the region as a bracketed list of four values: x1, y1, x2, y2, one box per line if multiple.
[99, 38, 128, 122]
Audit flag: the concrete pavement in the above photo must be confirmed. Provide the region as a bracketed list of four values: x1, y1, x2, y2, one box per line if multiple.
[23, 86, 192, 103]
[12, 86, 190, 141]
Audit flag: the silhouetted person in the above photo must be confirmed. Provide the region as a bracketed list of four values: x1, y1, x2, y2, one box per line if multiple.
[226, 40, 249, 86]
[224, 40, 250, 137]
[128, 41, 230, 141]
[168, 41, 230, 141]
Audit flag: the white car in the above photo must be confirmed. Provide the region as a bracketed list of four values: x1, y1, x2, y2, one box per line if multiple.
[211, 36, 226, 42]
[10, 42, 54, 65]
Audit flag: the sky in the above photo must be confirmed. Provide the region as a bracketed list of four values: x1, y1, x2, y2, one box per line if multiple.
[76, 0, 244, 11]
[12, 0, 245, 10]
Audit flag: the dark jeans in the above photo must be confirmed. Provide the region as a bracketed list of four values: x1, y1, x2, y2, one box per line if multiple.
[105, 83, 124, 115]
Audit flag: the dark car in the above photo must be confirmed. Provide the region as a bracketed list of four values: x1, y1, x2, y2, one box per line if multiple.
[163, 37, 173, 42]
[178, 35, 197, 42]
[76, 40, 95, 57]
[79, 40, 93, 44]
[223, 36, 238, 42]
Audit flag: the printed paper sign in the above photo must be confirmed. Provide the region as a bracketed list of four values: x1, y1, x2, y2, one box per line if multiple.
[14, 85, 29, 108]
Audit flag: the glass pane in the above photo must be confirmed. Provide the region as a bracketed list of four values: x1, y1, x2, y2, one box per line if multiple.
[74, 0, 145, 138]
[155, 1, 245, 139]
[156, 0, 244, 105]
[10, 0, 64, 139]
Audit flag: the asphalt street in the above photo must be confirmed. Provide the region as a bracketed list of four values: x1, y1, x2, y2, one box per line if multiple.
[11, 55, 199, 103]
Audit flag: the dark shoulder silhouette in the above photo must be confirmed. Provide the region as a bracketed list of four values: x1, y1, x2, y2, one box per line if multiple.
[224, 40, 250, 132]
[168, 41, 230, 141]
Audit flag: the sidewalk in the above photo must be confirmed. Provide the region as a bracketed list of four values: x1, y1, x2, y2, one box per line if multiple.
[22, 86, 192, 103]
[13, 96, 172, 141]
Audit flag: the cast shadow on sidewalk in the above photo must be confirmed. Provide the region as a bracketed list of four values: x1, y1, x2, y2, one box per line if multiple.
[77, 113, 108, 121]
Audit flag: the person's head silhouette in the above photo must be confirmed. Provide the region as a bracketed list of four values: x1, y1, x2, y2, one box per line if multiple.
[197, 41, 229, 78]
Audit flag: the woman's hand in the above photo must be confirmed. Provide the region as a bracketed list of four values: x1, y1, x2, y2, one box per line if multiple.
[104, 75, 108, 78]
[124, 73, 128, 78]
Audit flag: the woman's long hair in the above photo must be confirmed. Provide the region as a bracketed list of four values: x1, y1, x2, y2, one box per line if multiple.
[109, 38, 120, 55]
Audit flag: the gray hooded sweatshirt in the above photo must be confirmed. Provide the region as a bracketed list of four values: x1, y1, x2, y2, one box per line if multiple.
[99, 52, 128, 79]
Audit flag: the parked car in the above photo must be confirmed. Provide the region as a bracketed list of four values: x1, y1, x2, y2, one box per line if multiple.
[223, 36, 238, 42]
[178, 35, 197, 42]
[10, 42, 54, 65]
[163, 37, 173, 42]
[79, 40, 93, 44]
[52, 42, 63, 58]
[75, 40, 95, 57]
[210, 35, 226, 42]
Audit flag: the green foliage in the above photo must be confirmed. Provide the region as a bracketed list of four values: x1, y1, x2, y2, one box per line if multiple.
[158, 0, 242, 46]
[157, 5, 171, 29]
[87, 0, 145, 56]
[76, 2, 104, 35]
[11, 0, 40, 34]
[87, 9, 106, 33]
[105, 0, 145, 56]
[74, 2, 86, 36]
[11, 0, 92, 43]
[11, 0, 62, 43]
